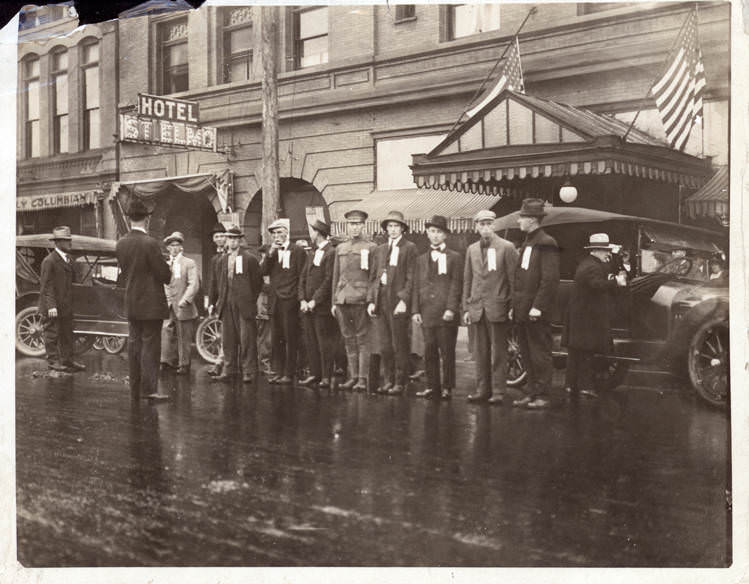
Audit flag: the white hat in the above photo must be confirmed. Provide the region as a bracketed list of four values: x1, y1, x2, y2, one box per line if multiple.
[584, 233, 617, 250]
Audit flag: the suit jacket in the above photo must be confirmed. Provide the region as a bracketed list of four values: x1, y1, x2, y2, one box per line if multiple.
[367, 237, 418, 313]
[412, 247, 463, 327]
[298, 240, 335, 313]
[264, 243, 307, 307]
[463, 234, 518, 324]
[38, 250, 74, 317]
[331, 235, 377, 305]
[563, 254, 619, 353]
[164, 254, 200, 321]
[217, 249, 263, 320]
[116, 230, 171, 321]
[512, 227, 560, 322]
[208, 251, 225, 309]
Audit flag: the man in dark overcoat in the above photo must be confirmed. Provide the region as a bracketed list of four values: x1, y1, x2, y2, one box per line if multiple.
[213, 225, 263, 383]
[116, 197, 171, 398]
[512, 198, 560, 410]
[207, 223, 227, 376]
[411, 215, 463, 400]
[298, 219, 337, 389]
[367, 210, 418, 396]
[38, 226, 85, 372]
[563, 233, 627, 398]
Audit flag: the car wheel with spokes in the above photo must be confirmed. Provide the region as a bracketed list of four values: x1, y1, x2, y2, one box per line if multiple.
[196, 316, 222, 364]
[506, 325, 527, 387]
[688, 316, 729, 408]
[16, 306, 46, 357]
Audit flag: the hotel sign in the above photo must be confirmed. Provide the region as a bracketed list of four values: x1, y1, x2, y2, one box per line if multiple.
[119, 93, 217, 152]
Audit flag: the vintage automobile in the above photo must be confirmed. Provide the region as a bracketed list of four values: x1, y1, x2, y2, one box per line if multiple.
[495, 207, 729, 408]
[15, 233, 220, 363]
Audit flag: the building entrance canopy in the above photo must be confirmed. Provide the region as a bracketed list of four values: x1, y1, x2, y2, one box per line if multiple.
[410, 90, 712, 196]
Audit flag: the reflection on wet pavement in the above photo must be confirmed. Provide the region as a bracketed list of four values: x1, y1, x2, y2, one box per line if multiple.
[15, 351, 730, 567]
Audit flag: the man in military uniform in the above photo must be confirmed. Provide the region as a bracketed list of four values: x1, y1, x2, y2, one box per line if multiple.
[331, 210, 376, 391]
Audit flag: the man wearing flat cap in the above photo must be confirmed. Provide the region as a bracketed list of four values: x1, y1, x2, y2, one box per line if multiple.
[207, 223, 227, 376]
[116, 197, 171, 398]
[213, 225, 263, 383]
[298, 219, 337, 389]
[264, 218, 307, 385]
[563, 233, 627, 399]
[411, 216, 463, 400]
[367, 210, 418, 396]
[512, 198, 560, 410]
[331, 209, 377, 391]
[38, 226, 85, 373]
[462, 210, 519, 404]
[160, 232, 200, 375]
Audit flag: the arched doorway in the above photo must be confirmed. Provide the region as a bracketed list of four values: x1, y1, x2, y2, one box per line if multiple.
[244, 178, 329, 248]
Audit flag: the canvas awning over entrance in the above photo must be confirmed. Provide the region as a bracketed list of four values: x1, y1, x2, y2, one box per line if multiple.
[684, 166, 728, 223]
[410, 90, 712, 196]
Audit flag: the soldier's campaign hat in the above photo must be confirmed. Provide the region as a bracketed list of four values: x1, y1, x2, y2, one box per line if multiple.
[125, 196, 151, 219]
[164, 231, 184, 245]
[344, 209, 368, 222]
[518, 198, 547, 218]
[308, 219, 330, 237]
[425, 215, 450, 233]
[224, 224, 244, 238]
[474, 209, 497, 223]
[380, 210, 409, 232]
[50, 226, 72, 241]
[584, 233, 617, 250]
[210, 223, 226, 236]
[268, 218, 290, 233]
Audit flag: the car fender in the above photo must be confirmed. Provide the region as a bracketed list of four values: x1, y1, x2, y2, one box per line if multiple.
[16, 292, 40, 313]
[668, 296, 728, 362]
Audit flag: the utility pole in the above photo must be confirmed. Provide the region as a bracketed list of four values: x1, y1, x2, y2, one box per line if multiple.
[261, 5, 280, 244]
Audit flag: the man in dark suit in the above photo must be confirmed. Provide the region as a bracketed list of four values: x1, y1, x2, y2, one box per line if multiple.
[563, 233, 627, 398]
[263, 218, 307, 384]
[206, 223, 227, 376]
[512, 198, 560, 410]
[116, 197, 171, 399]
[298, 219, 337, 389]
[212, 225, 263, 383]
[462, 210, 519, 404]
[38, 226, 85, 373]
[411, 215, 463, 400]
[367, 210, 418, 396]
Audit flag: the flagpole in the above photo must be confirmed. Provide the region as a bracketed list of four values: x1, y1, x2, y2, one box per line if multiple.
[447, 6, 537, 136]
[622, 7, 694, 143]
[695, 2, 706, 158]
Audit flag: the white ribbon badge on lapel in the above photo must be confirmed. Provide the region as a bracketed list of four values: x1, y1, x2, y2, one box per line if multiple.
[521, 246, 532, 270]
[281, 249, 291, 270]
[389, 246, 399, 266]
[487, 248, 497, 272]
[438, 254, 447, 275]
[313, 249, 324, 267]
[360, 248, 369, 270]
[173, 260, 181, 279]
[235, 255, 243, 274]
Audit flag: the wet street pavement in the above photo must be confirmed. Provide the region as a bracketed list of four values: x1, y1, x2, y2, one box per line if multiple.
[15, 337, 730, 567]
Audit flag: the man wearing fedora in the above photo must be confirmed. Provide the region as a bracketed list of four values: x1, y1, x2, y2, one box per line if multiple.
[512, 198, 560, 410]
[563, 233, 627, 398]
[411, 215, 463, 400]
[213, 225, 263, 383]
[116, 197, 171, 398]
[264, 218, 307, 384]
[38, 226, 85, 373]
[462, 209, 519, 404]
[367, 210, 418, 396]
[160, 232, 200, 375]
[331, 209, 377, 391]
[206, 223, 227, 376]
[298, 219, 337, 389]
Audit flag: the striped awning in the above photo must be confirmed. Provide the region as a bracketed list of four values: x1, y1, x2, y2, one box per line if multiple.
[16, 190, 98, 212]
[685, 166, 728, 221]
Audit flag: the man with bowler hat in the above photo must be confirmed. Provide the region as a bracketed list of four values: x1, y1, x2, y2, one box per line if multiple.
[331, 209, 377, 391]
[212, 225, 262, 383]
[512, 198, 560, 410]
[367, 210, 418, 396]
[298, 219, 337, 389]
[411, 215, 463, 400]
[207, 223, 227, 376]
[38, 226, 85, 373]
[462, 209, 519, 404]
[264, 218, 307, 384]
[116, 197, 171, 398]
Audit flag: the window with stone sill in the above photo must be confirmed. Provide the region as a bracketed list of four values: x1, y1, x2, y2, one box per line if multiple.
[159, 18, 189, 94]
[447, 4, 500, 40]
[81, 40, 100, 150]
[394, 5, 416, 22]
[291, 6, 328, 69]
[51, 48, 69, 154]
[23, 56, 40, 159]
[223, 6, 254, 83]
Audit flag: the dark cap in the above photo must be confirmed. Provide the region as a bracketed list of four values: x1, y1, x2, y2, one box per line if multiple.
[344, 209, 368, 222]
[210, 223, 226, 236]
[125, 196, 151, 219]
[425, 215, 450, 233]
[519, 198, 547, 218]
[309, 219, 330, 237]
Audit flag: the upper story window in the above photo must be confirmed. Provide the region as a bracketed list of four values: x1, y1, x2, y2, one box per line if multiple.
[51, 48, 69, 154]
[159, 18, 189, 93]
[448, 4, 500, 39]
[292, 6, 328, 69]
[395, 5, 416, 22]
[81, 40, 100, 150]
[23, 56, 40, 158]
[223, 7, 253, 83]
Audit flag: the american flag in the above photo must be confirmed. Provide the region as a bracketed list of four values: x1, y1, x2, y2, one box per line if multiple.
[651, 9, 706, 151]
[466, 36, 525, 118]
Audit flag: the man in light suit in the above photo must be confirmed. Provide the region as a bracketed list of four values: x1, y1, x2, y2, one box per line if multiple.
[116, 197, 171, 399]
[160, 231, 200, 375]
[463, 209, 519, 404]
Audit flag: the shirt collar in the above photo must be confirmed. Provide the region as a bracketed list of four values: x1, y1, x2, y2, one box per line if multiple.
[317, 239, 329, 250]
[55, 247, 69, 262]
[430, 243, 446, 251]
[131, 226, 147, 233]
[389, 235, 402, 247]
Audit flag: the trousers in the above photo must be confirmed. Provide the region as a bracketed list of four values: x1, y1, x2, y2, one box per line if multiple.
[565, 347, 596, 392]
[161, 307, 194, 367]
[43, 314, 73, 366]
[375, 293, 410, 386]
[335, 304, 370, 380]
[517, 319, 553, 399]
[222, 301, 258, 376]
[422, 324, 458, 391]
[128, 319, 163, 395]
[271, 296, 299, 378]
[473, 315, 510, 397]
[303, 312, 337, 380]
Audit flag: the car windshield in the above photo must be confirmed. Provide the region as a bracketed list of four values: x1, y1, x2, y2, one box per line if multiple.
[639, 224, 725, 282]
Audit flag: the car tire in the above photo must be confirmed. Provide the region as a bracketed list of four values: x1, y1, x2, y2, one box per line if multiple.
[687, 316, 729, 408]
[506, 325, 527, 387]
[196, 316, 222, 364]
[93, 336, 105, 351]
[15, 305, 46, 357]
[102, 336, 127, 354]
